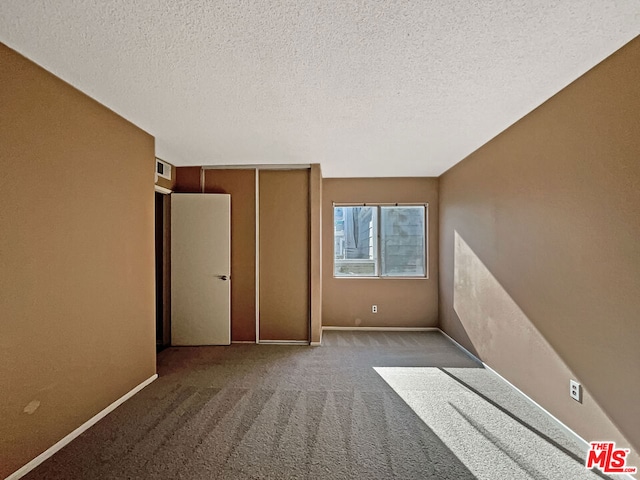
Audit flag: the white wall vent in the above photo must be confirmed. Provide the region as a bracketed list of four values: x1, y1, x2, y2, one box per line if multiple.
[156, 158, 172, 180]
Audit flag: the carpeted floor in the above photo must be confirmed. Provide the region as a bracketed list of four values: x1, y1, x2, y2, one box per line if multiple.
[23, 331, 610, 479]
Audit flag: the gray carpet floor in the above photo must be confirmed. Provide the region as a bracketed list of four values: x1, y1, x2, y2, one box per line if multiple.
[23, 331, 610, 479]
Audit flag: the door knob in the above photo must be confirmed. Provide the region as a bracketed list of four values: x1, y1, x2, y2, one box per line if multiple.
[217, 275, 229, 281]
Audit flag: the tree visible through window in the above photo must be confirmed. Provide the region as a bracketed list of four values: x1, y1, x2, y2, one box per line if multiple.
[334, 205, 426, 277]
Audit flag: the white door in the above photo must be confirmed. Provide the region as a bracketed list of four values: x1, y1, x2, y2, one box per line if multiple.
[171, 194, 231, 345]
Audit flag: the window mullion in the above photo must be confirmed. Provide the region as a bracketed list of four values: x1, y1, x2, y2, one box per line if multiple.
[377, 206, 382, 277]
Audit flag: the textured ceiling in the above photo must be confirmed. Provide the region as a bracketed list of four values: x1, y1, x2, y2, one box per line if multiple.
[1, 1, 638, 177]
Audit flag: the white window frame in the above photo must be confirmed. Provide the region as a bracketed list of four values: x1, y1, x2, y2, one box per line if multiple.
[333, 203, 429, 279]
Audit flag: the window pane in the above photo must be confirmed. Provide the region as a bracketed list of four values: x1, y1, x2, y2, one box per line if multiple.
[380, 206, 425, 277]
[334, 206, 377, 276]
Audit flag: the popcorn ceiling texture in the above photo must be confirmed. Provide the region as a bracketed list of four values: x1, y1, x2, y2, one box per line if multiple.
[0, 1, 638, 176]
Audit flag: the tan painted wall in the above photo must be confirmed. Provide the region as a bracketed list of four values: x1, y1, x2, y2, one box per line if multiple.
[439, 37, 640, 460]
[309, 164, 323, 344]
[205, 169, 257, 342]
[174, 166, 202, 193]
[259, 170, 310, 341]
[0, 44, 156, 478]
[322, 178, 439, 327]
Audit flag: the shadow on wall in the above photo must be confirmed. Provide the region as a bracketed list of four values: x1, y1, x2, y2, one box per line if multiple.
[451, 230, 636, 464]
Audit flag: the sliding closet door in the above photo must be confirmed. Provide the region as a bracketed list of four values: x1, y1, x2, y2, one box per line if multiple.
[204, 169, 257, 343]
[259, 170, 310, 341]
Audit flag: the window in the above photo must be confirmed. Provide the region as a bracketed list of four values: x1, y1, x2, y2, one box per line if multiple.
[334, 204, 427, 277]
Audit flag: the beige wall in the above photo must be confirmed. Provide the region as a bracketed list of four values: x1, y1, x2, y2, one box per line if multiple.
[309, 164, 323, 344]
[205, 169, 256, 342]
[0, 43, 156, 477]
[259, 170, 310, 341]
[439, 37, 640, 459]
[175, 166, 202, 193]
[322, 178, 439, 327]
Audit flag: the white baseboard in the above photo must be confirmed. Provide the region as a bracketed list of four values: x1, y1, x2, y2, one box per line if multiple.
[437, 330, 589, 446]
[439, 331, 637, 480]
[258, 340, 309, 345]
[322, 326, 438, 332]
[437, 331, 599, 454]
[480, 365, 636, 480]
[437, 328, 483, 362]
[310, 328, 323, 346]
[5, 374, 158, 480]
[7, 332, 634, 480]
[481, 363, 590, 450]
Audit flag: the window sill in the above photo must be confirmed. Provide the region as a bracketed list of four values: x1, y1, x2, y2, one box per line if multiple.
[333, 276, 429, 280]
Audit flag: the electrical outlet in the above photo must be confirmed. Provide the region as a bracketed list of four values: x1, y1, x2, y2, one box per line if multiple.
[372, 305, 378, 314]
[570, 380, 582, 403]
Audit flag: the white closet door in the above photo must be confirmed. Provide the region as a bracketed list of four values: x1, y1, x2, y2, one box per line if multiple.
[171, 194, 231, 345]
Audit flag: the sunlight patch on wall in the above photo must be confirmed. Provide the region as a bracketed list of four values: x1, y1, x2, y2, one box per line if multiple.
[453, 230, 568, 395]
[450, 230, 637, 460]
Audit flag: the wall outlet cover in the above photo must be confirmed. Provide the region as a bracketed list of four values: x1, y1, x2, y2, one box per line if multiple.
[570, 379, 582, 403]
